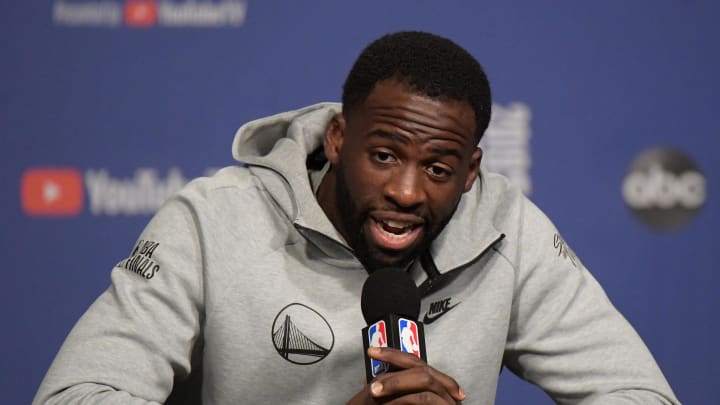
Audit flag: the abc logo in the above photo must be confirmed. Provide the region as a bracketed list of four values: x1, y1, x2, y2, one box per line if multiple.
[622, 148, 705, 230]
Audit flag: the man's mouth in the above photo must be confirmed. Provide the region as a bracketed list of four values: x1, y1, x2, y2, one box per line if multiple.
[368, 217, 423, 251]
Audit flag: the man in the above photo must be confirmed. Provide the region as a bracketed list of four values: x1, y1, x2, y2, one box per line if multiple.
[35, 31, 679, 404]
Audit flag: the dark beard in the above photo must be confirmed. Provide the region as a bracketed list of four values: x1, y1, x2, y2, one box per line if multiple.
[334, 163, 456, 273]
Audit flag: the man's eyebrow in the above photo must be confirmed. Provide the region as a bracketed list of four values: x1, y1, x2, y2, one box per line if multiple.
[368, 130, 410, 145]
[368, 130, 465, 159]
[428, 145, 463, 160]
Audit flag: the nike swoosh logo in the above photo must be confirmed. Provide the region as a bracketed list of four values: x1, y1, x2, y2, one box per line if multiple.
[422, 302, 460, 324]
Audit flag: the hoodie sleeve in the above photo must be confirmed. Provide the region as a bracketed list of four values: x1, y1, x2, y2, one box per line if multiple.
[33, 195, 204, 405]
[502, 198, 680, 405]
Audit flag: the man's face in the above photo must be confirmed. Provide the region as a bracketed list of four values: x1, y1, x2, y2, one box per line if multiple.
[322, 79, 482, 271]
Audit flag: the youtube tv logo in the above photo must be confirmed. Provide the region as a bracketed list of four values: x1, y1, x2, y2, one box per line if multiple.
[21, 168, 84, 217]
[124, 0, 157, 27]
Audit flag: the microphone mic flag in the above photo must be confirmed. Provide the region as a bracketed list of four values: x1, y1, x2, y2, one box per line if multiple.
[361, 268, 427, 383]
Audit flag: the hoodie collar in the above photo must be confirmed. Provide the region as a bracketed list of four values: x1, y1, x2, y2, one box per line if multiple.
[427, 168, 505, 273]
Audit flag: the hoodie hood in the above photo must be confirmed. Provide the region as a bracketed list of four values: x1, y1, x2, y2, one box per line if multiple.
[232, 103, 340, 168]
[231, 103, 352, 255]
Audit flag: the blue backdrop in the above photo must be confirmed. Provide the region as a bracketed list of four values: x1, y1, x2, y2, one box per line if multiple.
[2, 1, 718, 403]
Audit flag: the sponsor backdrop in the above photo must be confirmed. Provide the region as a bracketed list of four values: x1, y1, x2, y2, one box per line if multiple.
[2, 1, 717, 403]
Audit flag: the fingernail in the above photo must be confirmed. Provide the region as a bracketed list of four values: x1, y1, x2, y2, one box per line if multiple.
[370, 382, 382, 396]
[459, 387, 466, 400]
[368, 347, 380, 356]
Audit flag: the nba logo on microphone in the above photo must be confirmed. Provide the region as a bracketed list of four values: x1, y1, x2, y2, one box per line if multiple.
[368, 320, 388, 377]
[398, 318, 421, 358]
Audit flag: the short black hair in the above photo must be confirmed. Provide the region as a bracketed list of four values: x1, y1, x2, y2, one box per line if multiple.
[342, 31, 492, 140]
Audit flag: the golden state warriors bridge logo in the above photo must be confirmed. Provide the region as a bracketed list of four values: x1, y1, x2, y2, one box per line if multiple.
[271, 303, 335, 365]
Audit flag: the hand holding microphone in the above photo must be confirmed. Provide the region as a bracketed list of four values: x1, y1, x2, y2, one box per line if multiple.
[346, 268, 466, 404]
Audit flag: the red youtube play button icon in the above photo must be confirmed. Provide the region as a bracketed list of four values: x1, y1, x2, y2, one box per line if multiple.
[125, 0, 158, 28]
[21, 168, 84, 217]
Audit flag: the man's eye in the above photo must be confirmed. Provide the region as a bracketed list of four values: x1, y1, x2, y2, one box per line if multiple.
[427, 165, 452, 179]
[373, 152, 395, 163]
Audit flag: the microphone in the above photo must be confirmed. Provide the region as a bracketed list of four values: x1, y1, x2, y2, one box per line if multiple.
[361, 268, 427, 383]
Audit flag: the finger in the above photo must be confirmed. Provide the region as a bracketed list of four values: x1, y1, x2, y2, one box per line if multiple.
[368, 347, 426, 369]
[425, 366, 465, 402]
[345, 385, 377, 405]
[370, 367, 456, 403]
[367, 348, 465, 401]
[382, 391, 458, 405]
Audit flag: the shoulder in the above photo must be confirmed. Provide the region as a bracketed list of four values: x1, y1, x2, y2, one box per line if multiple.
[149, 165, 281, 231]
[179, 166, 257, 199]
[472, 171, 570, 270]
[170, 165, 274, 212]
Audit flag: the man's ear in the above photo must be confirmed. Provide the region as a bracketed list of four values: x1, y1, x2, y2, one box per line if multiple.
[464, 147, 483, 192]
[324, 113, 346, 165]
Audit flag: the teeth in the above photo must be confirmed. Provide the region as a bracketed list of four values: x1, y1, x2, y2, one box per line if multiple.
[379, 220, 413, 236]
[385, 220, 410, 228]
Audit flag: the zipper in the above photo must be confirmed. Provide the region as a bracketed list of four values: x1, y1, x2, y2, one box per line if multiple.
[419, 233, 506, 297]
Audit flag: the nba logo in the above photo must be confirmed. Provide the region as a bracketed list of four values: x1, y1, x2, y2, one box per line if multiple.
[368, 320, 388, 377]
[398, 318, 421, 357]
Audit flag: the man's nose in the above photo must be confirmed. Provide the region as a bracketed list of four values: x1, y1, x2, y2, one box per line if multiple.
[384, 166, 426, 209]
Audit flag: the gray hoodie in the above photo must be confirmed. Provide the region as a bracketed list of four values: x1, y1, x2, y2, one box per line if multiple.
[34, 103, 679, 404]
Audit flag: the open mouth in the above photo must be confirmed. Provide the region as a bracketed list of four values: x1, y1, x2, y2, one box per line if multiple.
[381, 219, 416, 234]
[368, 217, 423, 251]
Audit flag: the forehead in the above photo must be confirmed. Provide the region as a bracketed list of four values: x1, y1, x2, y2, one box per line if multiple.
[349, 79, 477, 148]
